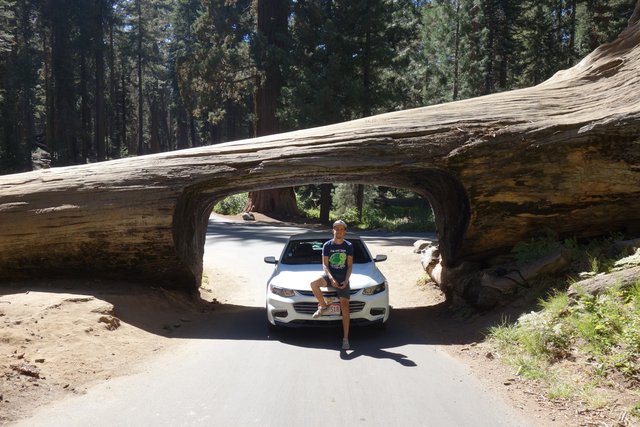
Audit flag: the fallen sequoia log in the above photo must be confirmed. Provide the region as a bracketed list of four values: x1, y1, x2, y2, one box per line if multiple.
[1, 3, 640, 308]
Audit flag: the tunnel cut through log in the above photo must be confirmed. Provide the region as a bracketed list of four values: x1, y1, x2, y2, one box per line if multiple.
[173, 169, 470, 290]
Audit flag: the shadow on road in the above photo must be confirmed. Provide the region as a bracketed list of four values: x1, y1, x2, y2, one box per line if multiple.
[164, 298, 525, 367]
[152, 297, 520, 363]
[0, 279, 532, 368]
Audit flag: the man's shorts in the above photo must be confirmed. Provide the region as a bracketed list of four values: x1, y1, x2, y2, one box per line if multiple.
[322, 274, 351, 299]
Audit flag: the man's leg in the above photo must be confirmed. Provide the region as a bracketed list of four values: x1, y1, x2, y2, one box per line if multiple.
[311, 277, 329, 318]
[310, 277, 328, 308]
[340, 297, 350, 348]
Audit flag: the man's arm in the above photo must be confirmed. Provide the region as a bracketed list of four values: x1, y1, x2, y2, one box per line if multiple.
[322, 255, 337, 287]
[342, 255, 353, 286]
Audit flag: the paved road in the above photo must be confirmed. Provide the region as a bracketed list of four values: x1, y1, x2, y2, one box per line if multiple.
[15, 217, 532, 427]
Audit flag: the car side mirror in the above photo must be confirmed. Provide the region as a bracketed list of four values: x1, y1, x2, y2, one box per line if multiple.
[374, 254, 387, 263]
[264, 256, 278, 264]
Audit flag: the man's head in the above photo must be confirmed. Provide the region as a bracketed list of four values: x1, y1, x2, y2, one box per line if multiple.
[332, 220, 347, 241]
[332, 219, 347, 231]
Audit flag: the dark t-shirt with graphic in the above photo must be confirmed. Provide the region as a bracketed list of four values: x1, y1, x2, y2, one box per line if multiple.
[322, 239, 353, 283]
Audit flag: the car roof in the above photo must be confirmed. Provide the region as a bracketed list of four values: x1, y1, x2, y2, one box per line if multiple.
[287, 231, 362, 241]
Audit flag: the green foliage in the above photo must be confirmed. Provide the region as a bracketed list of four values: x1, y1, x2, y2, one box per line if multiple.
[488, 268, 640, 410]
[174, 0, 255, 142]
[214, 185, 433, 231]
[333, 184, 376, 217]
[569, 284, 640, 375]
[488, 234, 640, 416]
[358, 205, 435, 232]
[514, 1, 563, 85]
[294, 184, 435, 231]
[420, 0, 460, 103]
[283, 0, 422, 128]
[213, 193, 248, 215]
[575, 0, 636, 57]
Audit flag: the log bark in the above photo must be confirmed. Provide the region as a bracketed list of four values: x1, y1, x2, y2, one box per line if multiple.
[480, 249, 572, 292]
[1, 3, 640, 298]
[567, 266, 640, 299]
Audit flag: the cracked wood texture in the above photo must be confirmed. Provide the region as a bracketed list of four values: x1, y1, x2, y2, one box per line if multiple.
[1, 3, 640, 299]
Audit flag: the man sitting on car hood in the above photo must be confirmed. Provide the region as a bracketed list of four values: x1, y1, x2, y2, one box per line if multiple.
[309, 219, 353, 350]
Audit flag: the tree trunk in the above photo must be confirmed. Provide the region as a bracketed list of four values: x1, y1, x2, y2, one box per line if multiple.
[176, 103, 190, 150]
[248, 0, 298, 217]
[245, 188, 299, 217]
[149, 95, 161, 153]
[80, 54, 90, 161]
[48, 1, 77, 165]
[355, 184, 364, 222]
[136, 0, 144, 156]
[17, 1, 35, 172]
[109, 16, 117, 159]
[1, 2, 639, 303]
[95, 2, 106, 162]
[319, 183, 332, 225]
[452, 0, 460, 100]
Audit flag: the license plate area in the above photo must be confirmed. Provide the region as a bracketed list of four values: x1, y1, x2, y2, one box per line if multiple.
[320, 296, 341, 316]
[325, 303, 341, 316]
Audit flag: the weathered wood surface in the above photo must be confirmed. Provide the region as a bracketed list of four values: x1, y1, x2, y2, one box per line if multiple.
[1, 4, 640, 302]
[567, 266, 640, 299]
[479, 249, 572, 292]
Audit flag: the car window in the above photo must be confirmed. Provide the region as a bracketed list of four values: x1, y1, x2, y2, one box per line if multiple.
[351, 240, 372, 264]
[280, 238, 372, 264]
[281, 240, 324, 264]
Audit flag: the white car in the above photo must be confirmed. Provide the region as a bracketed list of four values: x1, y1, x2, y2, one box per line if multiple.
[264, 231, 389, 329]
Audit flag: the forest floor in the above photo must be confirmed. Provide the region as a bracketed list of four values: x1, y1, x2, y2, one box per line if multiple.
[0, 214, 638, 426]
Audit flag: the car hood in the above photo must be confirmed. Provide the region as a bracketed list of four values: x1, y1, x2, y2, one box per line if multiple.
[268, 263, 386, 290]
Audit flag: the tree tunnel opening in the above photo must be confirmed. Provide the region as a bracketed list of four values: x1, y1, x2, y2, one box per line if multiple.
[198, 184, 436, 308]
[172, 169, 471, 297]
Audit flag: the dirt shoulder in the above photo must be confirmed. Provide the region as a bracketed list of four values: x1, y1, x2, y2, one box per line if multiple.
[0, 215, 636, 426]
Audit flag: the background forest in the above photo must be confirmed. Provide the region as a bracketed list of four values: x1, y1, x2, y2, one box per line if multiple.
[0, 0, 634, 174]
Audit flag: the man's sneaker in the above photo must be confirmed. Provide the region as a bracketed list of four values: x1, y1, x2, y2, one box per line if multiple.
[312, 305, 328, 318]
[342, 338, 350, 350]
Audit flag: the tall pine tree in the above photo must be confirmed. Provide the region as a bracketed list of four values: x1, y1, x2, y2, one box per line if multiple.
[177, 0, 255, 145]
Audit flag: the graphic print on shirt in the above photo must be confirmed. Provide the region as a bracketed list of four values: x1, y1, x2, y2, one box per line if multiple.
[329, 252, 347, 270]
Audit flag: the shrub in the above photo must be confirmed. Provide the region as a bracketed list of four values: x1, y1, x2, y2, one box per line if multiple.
[212, 193, 248, 215]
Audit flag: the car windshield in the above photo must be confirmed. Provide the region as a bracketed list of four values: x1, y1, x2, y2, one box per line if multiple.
[280, 239, 372, 265]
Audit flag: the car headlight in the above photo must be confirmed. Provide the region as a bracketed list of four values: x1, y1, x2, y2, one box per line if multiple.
[362, 282, 386, 295]
[269, 284, 295, 297]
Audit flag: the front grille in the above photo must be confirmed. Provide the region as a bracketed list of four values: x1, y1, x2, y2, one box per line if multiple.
[297, 289, 359, 297]
[293, 301, 365, 315]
